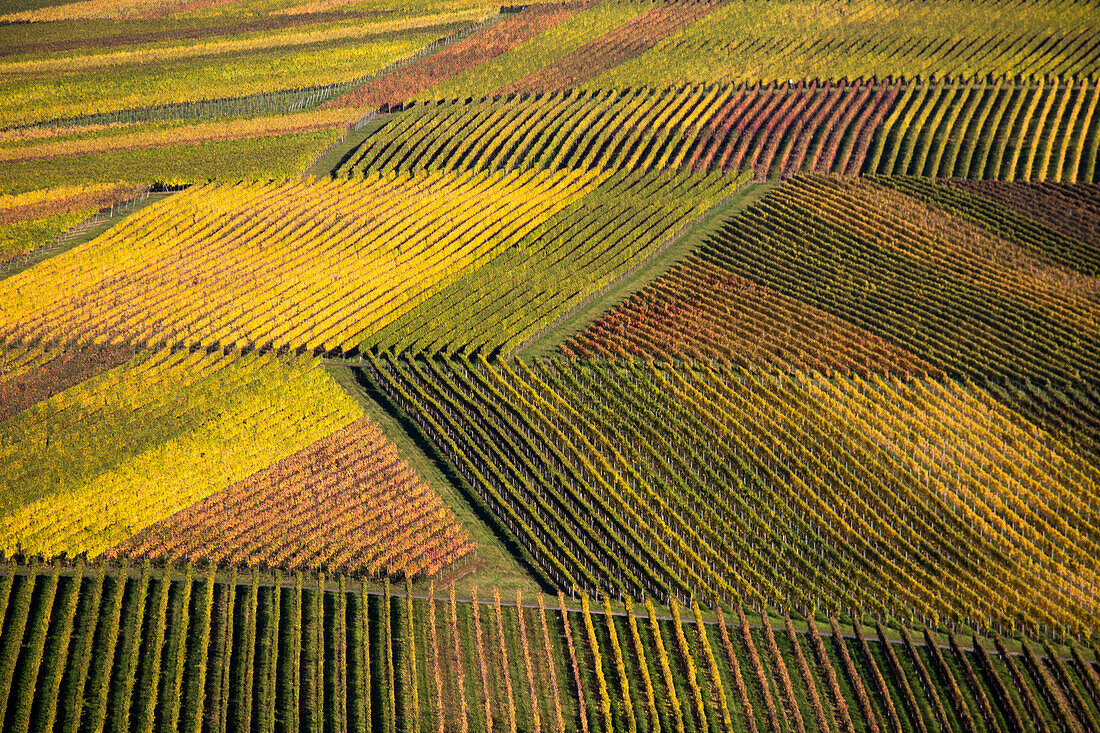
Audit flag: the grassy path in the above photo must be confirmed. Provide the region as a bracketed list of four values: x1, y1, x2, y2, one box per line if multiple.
[325, 364, 543, 599]
[0, 188, 179, 282]
[517, 178, 779, 359]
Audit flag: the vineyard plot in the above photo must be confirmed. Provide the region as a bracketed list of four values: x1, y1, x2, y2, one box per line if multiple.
[0, 343, 135, 423]
[341, 78, 1100, 182]
[682, 175, 1100, 385]
[942, 181, 1100, 248]
[496, 0, 724, 94]
[866, 78, 1100, 181]
[418, 0, 652, 102]
[0, 20, 460, 129]
[323, 4, 581, 110]
[590, 0, 1100, 88]
[567, 172, 1100, 458]
[565, 252, 936, 376]
[109, 418, 475, 578]
[339, 82, 897, 178]
[3, 561, 1095, 733]
[878, 177, 1100, 274]
[367, 355, 1100, 637]
[0, 348, 361, 557]
[0, 183, 143, 263]
[1, 0, 1099, 727]
[0, 171, 599, 353]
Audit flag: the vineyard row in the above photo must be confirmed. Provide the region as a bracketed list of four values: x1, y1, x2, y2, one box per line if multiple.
[341, 77, 1100, 182]
[363, 354, 1100, 639]
[0, 561, 1096, 733]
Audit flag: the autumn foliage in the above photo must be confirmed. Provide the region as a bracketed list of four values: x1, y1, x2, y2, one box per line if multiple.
[324, 5, 580, 110]
[109, 418, 474, 577]
[498, 1, 722, 94]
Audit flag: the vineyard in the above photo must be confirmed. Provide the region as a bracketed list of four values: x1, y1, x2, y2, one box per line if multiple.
[495, 0, 723, 94]
[2, 0, 1100, 729]
[366, 169, 750, 356]
[590, 0, 1100, 87]
[108, 419, 475, 577]
[323, 5, 582, 109]
[0, 172, 599, 353]
[566, 251, 936, 376]
[568, 175, 1100, 382]
[0, 342, 477, 581]
[0, 169, 760, 357]
[363, 355, 1100, 636]
[0, 183, 141, 262]
[696, 176, 1098, 384]
[2, 559, 1098, 733]
[0, 12, 484, 127]
[874, 178, 1100, 270]
[0, 347, 366, 557]
[417, 1, 651, 101]
[339, 79, 1100, 182]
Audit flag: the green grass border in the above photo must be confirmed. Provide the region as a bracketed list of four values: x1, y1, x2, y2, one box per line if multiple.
[324, 363, 544, 598]
[0, 189, 179, 282]
[517, 178, 779, 359]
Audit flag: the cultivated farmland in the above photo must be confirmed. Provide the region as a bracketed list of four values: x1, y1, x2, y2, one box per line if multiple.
[110, 419, 475, 576]
[341, 80, 1100, 182]
[3, 561, 1098, 733]
[0, 172, 599, 352]
[570, 175, 1100, 383]
[365, 355, 1099, 636]
[1, 0, 1098, 729]
[591, 0, 1100, 87]
[0, 348, 366, 557]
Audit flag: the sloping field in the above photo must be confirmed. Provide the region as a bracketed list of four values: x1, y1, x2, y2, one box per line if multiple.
[366, 169, 749, 356]
[339, 79, 1100, 182]
[323, 4, 581, 109]
[1, 0, 1099, 730]
[418, 0, 651, 101]
[0, 344, 475, 577]
[0, 129, 338, 197]
[497, 0, 723, 94]
[566, 252, 937, 375]
[0, 348, 362, 557]
[0, 23, 459, 127]
[367, 355, 1100, 637]
[1, 563, 1096, 733]
[109, 418, 474, 576]
[590, 0, 1100, 87]
[0, 171, 599, 353]
[341, 83, 897, 177]
[881, 178, 1100, 269]
[687, 176, 1100, 384]
[569, 175, 1100, 383]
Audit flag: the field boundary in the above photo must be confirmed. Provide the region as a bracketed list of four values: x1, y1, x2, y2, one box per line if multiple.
[514, 177, 778, 359]
[0, 186, 183, 281]
[324, 363, 545, 598]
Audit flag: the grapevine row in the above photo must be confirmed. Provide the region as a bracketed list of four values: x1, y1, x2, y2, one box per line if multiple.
[1, 562, 1090, 731]
[340, 77, 1100, 182]
[364, 355, 1100, 637]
